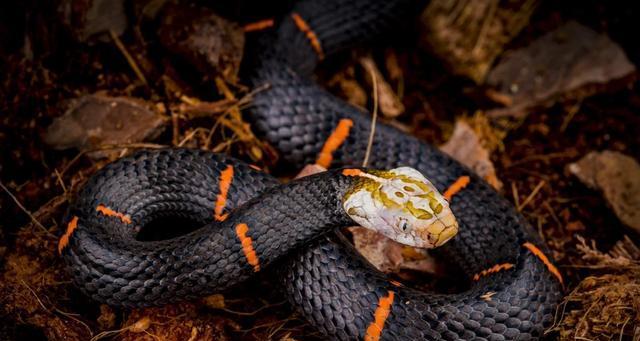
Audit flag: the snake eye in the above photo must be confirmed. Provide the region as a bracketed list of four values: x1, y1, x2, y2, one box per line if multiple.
[399, 220, 408, 231]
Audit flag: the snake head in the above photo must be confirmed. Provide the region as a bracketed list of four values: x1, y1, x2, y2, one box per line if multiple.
[343, 167, 458, 248]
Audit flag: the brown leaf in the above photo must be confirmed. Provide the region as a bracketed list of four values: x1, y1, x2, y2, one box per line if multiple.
[360, 55, 404, 118]
[568, 151, 640, 233]
[44, 94, 168, 158]
[487, 21, 636, 118]
[440, 120, 502, 190]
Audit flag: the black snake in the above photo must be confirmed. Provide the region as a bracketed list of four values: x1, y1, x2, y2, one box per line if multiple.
[59, 0, 563, 339]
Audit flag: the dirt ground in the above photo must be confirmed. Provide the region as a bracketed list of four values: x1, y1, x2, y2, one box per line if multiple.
[1, 0, 639, 340]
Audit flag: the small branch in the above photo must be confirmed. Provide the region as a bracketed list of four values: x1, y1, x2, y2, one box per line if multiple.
[171, 111, 180, 146]
[511, 182, 520, 209]
[362, 64, 379, 168]
[110, 30, 148, 86]
[0, 181, 52, 236]
[518, 180, 545, 211]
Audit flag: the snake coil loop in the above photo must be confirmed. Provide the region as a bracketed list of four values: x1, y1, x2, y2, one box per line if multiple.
[60, 0, 562, 339]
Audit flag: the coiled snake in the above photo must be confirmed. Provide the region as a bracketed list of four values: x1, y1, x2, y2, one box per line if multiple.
[59, 0, 563, 339]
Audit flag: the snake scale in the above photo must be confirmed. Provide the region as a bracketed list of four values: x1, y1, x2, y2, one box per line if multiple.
[59, 0, 563, 339]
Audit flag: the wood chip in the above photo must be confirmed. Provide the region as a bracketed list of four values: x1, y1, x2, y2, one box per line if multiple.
[419, 0, 537, 83]
[158, 3, 244, 82]
[58, 0, 128, 42]
[568, 151, 640, 233]
[440, 120, 502, 190]
[44, 94, 168, 158]
[487, 21, 636, 118]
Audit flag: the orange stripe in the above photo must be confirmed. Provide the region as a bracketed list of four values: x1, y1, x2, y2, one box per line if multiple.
[473, 263, 515, 281]
[58, 216, 79, 254]
[523, 242, 563, 286]
[243, 18, 274, 32]
[342, 168, 364, 177]
[249, 164, 262, 171]
[235, 223, 260, 272]
[214, 165, 234, 222]
[365, 290, 395, 341]
[443, 176, 471, 201]
[291, 12, 324, 59]
[316, 119, 354, 168]
[96, 205, 131, 224]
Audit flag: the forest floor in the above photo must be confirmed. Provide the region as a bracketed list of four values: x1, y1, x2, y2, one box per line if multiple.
[1, 1, 639, 340]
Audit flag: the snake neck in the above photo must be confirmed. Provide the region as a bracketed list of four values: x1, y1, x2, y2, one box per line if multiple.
[63, 166, 359, 307]
[220, 169, 358, 249]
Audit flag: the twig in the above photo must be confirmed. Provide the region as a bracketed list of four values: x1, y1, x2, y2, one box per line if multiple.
[240, 317, 297, 333]
[20, 279, 51, 313]
[518, 180, 545, 211]
[171, 111, 180, 146]
[0, 181, 52, 236]
[175, 98, 236, 119]
[178, 127, 207, 147]
[20, 280, 93, 337]
[543, 200, 563, 227]
[54, 307, 94, 337]
[505, 150, 577, 168]
[472, 0, 498, 56]
[212, 137, 239, 153]
[575, 296, 601, 340]
[618, 317, 630, 341]
[53, 168, 67, 194]
[511, 182, 520, 209]
[218, 300, 287, 316]
[362, 63, 379, 167]
[560, 101, 582, 132]
[109, 30, 148, 86]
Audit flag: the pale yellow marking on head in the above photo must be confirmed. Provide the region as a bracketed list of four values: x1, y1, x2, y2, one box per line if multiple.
[343, 167, 459, 248]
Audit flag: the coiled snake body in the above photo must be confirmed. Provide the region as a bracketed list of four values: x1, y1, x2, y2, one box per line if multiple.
[59, 0, 563, 339]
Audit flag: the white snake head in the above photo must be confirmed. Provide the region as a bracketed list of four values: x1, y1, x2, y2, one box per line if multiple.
[343, 167, 458, 248]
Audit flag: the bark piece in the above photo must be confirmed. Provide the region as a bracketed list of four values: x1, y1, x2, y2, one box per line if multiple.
[568, 151, 640, 233]
[44, 94, 167, 157]
[487, 21, 636, 118]
[158, 4, 244, 82]
[420, 0, 537, 83]
[58, 0, 128, 42]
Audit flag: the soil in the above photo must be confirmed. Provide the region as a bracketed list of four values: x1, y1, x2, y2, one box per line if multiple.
[1, 1, 638, 340]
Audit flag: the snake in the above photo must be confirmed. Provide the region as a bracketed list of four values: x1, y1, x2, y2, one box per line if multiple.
[58, 0, 563, 339]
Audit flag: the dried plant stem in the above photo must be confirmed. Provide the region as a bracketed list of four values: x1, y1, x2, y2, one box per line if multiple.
[362, 64, 379, 167]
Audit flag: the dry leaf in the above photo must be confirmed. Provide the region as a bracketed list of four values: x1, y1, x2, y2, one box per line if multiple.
[568, 151, 640, 233]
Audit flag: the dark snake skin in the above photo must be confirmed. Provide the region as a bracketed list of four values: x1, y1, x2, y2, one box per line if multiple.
[61, 0, 563, 339]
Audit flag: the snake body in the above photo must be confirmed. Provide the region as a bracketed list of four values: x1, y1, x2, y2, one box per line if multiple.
[60, 0, 562, 339]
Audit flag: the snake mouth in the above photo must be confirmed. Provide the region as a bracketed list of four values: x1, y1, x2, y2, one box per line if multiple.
[419, 213, 459, 248]
[433, 224, 458, 247]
